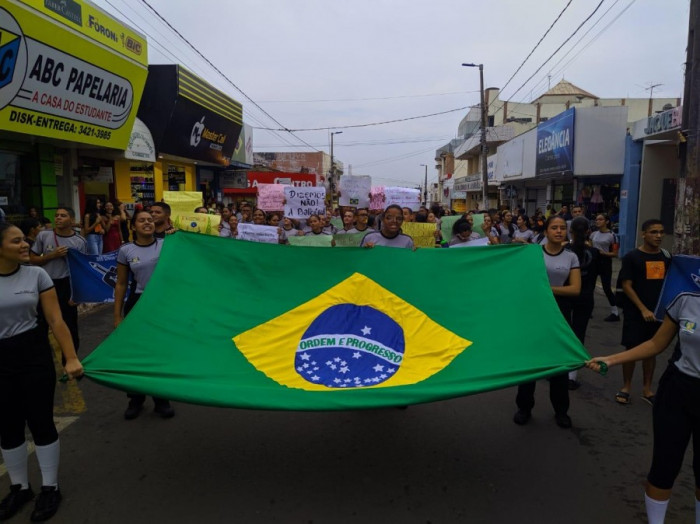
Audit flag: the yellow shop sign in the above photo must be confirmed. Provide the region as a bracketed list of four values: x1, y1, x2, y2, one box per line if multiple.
[0, 0, 148, 149]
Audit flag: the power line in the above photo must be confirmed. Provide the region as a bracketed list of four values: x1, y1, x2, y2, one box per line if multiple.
[500, 0, 607, 103]
[258, 90, 480, 103]
[256, 137, 453, 148]
[137, 0, 321, 152]
[253, 106, 469, 132]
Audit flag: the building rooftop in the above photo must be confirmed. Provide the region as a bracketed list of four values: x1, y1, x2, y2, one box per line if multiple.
[534, 79, 598, 102]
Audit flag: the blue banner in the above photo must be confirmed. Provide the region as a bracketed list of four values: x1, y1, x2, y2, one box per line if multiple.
[654, 255, 700, 320]
[536, 108, 575, 177]
[66, 249, 127, 303]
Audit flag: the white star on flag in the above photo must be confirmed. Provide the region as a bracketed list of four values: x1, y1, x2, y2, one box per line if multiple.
[352, 352, 361, 359]
[311, 375, 320, 381]
[300, 353, 311, 361]
[373, 364, 384, 372]
[361, 326, 372, 336]
[339, 366, 349, 374]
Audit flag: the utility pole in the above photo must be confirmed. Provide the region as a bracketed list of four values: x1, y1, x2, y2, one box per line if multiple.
[677, 0, 700, 255]
[420, 163, 428, 206]
[330, 131, 342, 207]
[462, 62, 489, 209]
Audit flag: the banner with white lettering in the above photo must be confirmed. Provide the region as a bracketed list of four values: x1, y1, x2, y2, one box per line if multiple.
[536, 108, 574, 177]
[284, 187, 326, 219]
[384, 187, 421, 211]
[339, 175, 371, 208]
[237, 223, 280, 244]
[256, 184, 286, 211]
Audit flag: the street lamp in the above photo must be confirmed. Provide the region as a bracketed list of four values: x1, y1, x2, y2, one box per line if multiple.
[330, 131, 343, 203]
[419, 163, 428, 206]
[462, 62, 489, 209]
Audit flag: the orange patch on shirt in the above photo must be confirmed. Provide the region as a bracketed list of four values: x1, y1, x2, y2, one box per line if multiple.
[646, 261, 666, 280]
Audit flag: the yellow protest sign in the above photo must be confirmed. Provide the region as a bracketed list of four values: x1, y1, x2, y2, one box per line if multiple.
[0, 1, 148, 148]
[401, 222, 437, 248]
[163, 191, 203, 216]
[172, 213, 220, 236]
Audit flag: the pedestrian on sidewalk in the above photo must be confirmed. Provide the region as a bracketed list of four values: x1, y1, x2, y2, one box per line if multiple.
[615, 219, 671, 406]
[0, 222, 84, 522]
[591, 213, 620, 321]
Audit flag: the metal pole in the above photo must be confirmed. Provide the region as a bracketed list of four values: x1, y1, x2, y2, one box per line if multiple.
[424, 164, 428, 206]
[479, 64, 488, 210]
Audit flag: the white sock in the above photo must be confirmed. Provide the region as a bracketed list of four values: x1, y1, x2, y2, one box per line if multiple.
[0, 442, 29, 489]
[695, 497, 700, 524]
[568, 370, 578, 380]
[645, 493, 669, 524]
[35, 440, 60, 488]
[611, 306, 619, 315]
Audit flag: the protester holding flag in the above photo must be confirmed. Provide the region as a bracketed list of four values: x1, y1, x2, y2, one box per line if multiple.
[0, 222, 83, 522]
[591, 213, 620, 322]
[514, 215, 581, 428]
[480, 214, 499, 245]
[282, 217, 303, 237]
[304, 215, 332, 237]
[150, 203, 175, 238]
[227, 214, 239, 239]
[587, 291, 700, 524]
[348, 208, 373, 235]
[361, 205, 414, 249]
[114, 210, 175, 420]
[29, 208, 87, 354]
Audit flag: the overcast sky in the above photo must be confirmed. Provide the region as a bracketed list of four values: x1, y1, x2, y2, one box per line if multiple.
[94, 0, 690, 188]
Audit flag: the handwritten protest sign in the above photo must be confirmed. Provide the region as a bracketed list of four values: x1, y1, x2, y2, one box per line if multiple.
[450, 237, 490, 248]
[332, 233, 366, 247]
[440, 215, 461, 243]
[369, 186, 385, 210]
[384, 187, 421, 211]
[288, 235, 333, 247]
[284, 187, 326, 219]
[401, 222, 436, 248]
[164, 191, 203, 216]
[237, 223, 279, 244]
[172, 213, 220, 236]
[339, 176, 371, 208]
[256, 184, 286, 211]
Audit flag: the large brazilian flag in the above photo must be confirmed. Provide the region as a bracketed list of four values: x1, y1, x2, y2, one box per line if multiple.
[82, 233, 589, 410]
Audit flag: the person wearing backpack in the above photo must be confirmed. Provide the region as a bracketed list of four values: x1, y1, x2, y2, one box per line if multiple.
[615, 219, 671, 406]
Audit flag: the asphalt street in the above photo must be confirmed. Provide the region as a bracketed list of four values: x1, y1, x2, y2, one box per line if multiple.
[1, 285, 695, 523]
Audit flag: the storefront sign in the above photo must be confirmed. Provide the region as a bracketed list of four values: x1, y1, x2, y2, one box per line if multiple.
[222, 171, 317, 194]
[0, 0, 147, 148]
[536, 108, 574, 177]
[632, 106, 682, 140]
[231, 123, 254, 165]
[124, 118, 155, 162]
[138, 65, 243, 165]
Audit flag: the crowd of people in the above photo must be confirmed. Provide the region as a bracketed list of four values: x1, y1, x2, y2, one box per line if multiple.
[0, 197, 697, 524]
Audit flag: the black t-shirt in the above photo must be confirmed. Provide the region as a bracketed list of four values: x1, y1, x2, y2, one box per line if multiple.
[619, 248, 671, 317]
[566, 245, 599, 299]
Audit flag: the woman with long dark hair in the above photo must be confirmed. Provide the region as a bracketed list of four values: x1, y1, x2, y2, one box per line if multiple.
[83, 198, 106, 255]
[0, 222, 83, 521]
[102, 202, 123, 253]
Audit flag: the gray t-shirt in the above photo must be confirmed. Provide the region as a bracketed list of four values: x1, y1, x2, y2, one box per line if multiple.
[347, 227, 373, 236]
[667, 292, 700, 379]
[360, 231, 414, 249]
[514, 228, 535, 243]
[0, 265, 54, 339]
[31, 229, 87, 280]
[542, 246, 580, 287]
[219, 221, 233, 238]
[117, 239, 163, 294]
[590, 230, 618, 253]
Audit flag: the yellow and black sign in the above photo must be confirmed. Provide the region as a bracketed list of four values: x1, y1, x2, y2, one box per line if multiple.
[0, 0, 148, 148]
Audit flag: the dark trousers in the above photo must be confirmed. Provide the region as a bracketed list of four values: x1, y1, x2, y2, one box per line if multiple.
[53, 277, 79, 352]
[515, 298, 571, 415]
[0, 327, 58, 449]
[597, 257, 616, 307]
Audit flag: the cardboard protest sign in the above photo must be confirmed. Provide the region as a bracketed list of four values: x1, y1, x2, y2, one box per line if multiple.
[384, 187, 421, 211]
[471, 214, 485, 238]
[332, 233, 366, 247]
[237, 223, 280, 244]
[339, 176, 371, 208]
[172, 213, 220, 236]
[256, 184, 286, 211]
[288, 235, 333, 247]
[401, 222, 437, 248]
[284, 187, 326, 219]
[370, 187, 385, 210]
[163, 191, 203, 216]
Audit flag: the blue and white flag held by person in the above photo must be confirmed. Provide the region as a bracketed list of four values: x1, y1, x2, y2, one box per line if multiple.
[66, 249, 127, 303]
[654, 255, 700, 320]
